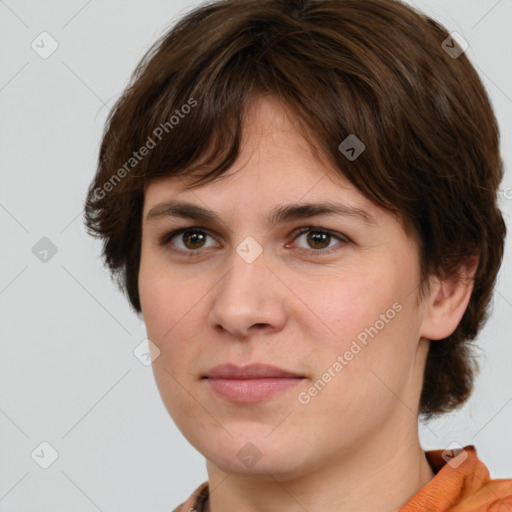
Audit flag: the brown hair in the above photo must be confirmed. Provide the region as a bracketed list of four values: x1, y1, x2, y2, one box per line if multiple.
[84, 0, 506, 420]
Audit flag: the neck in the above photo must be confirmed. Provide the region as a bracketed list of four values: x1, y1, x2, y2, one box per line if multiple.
[206, 419, 435, 512]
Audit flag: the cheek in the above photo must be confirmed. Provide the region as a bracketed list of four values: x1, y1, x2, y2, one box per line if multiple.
[299, 271, 416, 395]
[139, 263, 206, 423]
[294, 268, 395, 350]
[138, 260, 207, 370]
[315, 303, 421, 426]
[139, 251, 188, 334]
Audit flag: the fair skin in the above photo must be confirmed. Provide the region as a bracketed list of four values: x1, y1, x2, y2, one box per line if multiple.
[138, 95, 476, 512]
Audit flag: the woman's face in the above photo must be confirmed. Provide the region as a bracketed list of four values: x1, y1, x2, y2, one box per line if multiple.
[138, 95, 431, 479]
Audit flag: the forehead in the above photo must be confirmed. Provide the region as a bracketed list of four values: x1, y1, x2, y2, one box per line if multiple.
[141, 95, 400, 234]
[143, 96, 354, 202]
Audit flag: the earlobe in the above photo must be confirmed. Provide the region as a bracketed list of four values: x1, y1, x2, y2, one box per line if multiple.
[420, 256, 479, 341]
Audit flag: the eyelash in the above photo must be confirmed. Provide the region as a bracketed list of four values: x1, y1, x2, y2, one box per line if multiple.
[158, 226, 350, 258]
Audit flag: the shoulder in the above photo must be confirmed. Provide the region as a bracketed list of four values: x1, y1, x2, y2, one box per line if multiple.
[172, 481, 209, 512]
[400, 445, 512, 511]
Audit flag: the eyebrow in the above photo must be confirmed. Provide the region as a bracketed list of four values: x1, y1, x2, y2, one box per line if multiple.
[145, 200, 377, 229]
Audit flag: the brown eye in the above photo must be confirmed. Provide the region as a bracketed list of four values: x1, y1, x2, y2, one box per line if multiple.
[289, 226, 349, 256]
[182, 230, 207, 249]
[161, 228, 218, 255]
[160, 225, 349, 259]
[305, 230, 331, 249]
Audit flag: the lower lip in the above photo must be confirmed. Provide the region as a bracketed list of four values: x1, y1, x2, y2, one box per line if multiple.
[205, 377, 304, 402]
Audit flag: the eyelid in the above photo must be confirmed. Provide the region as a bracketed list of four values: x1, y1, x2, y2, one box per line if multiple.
[290, 226, 352, 245]
[160, 225, 351, 256]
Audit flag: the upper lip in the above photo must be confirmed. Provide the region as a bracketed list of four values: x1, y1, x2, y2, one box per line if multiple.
[204, 363, 303, 379]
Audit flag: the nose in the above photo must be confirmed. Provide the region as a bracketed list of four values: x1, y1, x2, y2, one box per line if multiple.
[207, 247, 287, 339]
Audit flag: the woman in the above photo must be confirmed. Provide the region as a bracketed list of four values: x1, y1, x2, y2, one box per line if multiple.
[84, 0, 512, 510]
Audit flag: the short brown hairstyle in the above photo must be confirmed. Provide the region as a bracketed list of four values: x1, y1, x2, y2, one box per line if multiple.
[84, 0, 506, 420]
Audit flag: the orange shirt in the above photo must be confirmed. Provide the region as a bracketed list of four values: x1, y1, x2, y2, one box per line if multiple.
[172, 445, 512, 512]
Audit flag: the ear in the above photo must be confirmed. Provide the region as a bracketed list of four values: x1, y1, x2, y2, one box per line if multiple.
[419, 256, 479, 341]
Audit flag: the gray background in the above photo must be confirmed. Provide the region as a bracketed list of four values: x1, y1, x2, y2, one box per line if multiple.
[0, 0, 511, 510]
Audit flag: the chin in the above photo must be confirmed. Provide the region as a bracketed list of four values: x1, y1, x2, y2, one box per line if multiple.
[200, 437, 308, 480]
[208, 452, 305, 481]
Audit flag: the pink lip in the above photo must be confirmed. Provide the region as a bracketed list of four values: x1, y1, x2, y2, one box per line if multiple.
[204, 363, 302, 379]
[203, 363, 305, 402]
